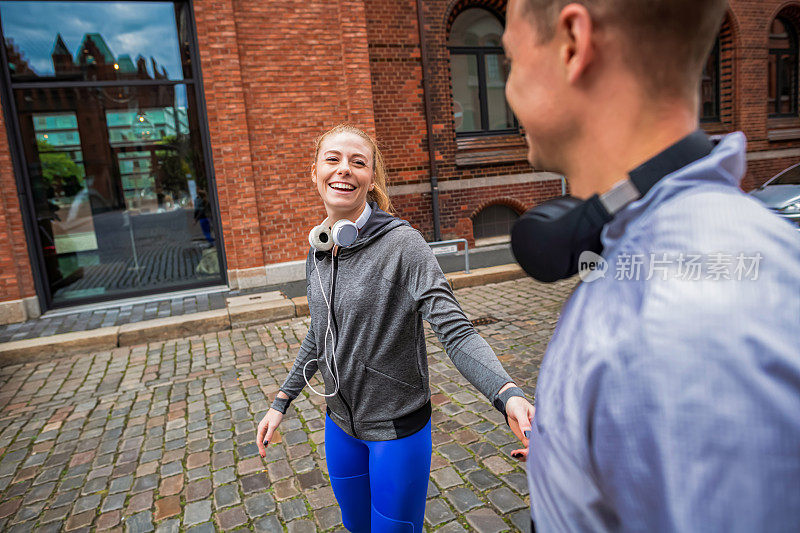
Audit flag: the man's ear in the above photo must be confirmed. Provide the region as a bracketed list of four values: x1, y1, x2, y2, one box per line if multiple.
[558, 3, 594, 84]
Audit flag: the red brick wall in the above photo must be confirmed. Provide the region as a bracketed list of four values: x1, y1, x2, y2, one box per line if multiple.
[702, 13, 737, 136]
[196, 0, 378, 269]
[193, 0, 264, 272]
[229, 0, 376, 265]
[718, 1, 800, 190]
[201, 0, 794, 268]
[0, 94, 35, 302]
[363, 0, 429, 188]
[364, 0, 554, 241]
[391, 178, 562, 244]
[362, 0, 437, 236]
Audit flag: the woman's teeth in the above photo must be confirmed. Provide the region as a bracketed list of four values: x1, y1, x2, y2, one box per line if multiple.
[330, 183, 355, 191]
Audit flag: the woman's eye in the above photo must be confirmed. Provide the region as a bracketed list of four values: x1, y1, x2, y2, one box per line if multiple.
[353, 160, 366, 167]
[326, 157, 338, 162]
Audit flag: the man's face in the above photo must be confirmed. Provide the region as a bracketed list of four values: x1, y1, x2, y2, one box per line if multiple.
[503, 0, 572, 173]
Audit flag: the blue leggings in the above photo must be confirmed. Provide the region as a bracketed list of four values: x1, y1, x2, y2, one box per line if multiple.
[325, 414, 432, 532]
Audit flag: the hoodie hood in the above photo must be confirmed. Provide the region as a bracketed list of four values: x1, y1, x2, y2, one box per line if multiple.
[354, 201, 409, 245]
[314, 201, 408, 259]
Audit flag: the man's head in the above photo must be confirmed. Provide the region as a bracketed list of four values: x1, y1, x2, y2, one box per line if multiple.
[503, 0, 727, 182]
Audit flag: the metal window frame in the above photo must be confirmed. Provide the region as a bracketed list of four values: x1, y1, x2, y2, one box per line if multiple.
[448, 46, 518, 137]
[0, 0, 227, 311]
[768, 17, 799, 118]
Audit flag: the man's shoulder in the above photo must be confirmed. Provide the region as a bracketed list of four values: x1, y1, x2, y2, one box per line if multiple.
[590, 184, 800, 363]
[639, 185, 800, 256]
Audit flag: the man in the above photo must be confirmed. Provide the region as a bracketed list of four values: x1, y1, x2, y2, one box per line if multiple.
[503, 0, 800, 531]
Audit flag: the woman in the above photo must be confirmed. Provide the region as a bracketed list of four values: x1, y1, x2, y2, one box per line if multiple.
[256, 124, 534, 532]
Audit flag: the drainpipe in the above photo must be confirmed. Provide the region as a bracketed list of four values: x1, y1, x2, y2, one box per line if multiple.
[416, 0, 442, 241]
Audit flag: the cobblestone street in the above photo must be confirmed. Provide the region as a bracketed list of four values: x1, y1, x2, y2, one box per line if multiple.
[0, 276, 577, 533]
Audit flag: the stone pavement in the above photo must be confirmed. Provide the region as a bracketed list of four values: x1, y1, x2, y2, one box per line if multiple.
[0, 276, 578, 532]
[0, 244, 511, 345]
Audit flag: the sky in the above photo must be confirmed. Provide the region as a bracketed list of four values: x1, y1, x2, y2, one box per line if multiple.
[0, 1, 184, 79]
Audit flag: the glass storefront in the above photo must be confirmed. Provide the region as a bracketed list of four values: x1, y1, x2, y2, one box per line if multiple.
[0, 1, 223, 307]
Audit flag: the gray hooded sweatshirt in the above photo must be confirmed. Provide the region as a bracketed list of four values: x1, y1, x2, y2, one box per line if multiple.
[275, 203, 515, 440]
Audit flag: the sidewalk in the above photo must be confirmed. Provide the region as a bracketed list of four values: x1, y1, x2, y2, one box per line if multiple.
[0, 275, 578, 532]
[0, 243, 514, 346]
[0, 263, 527, 366]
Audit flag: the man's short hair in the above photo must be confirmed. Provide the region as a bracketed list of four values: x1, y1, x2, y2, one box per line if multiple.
[521, 0, 728, 99]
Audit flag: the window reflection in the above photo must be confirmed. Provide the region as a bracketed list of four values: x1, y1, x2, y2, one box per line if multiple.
[33, 112, 98, 259]
[1, 1, 221, 306]
[0, 1, 190, 81]
[485, 53, 514, 130]
[449, 8, 503, 47]
[19, 84, 218, 303]
[450, 55, 481, 131]
[105, 105, 190, 212]
[448, 8, 516, 136]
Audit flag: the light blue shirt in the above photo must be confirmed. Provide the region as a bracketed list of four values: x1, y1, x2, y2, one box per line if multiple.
[527, 133, 800, 532]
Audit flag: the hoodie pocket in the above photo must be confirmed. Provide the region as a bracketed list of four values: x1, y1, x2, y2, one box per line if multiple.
[358, 362, 424, 424]
[363, 363, 422, 391]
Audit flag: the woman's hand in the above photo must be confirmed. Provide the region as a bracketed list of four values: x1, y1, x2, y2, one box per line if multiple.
[256, 408, 284, 458]
[505, 396, 535, 462]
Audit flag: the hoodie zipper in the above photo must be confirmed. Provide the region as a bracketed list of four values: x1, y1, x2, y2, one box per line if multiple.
[329, 252, 358, 439]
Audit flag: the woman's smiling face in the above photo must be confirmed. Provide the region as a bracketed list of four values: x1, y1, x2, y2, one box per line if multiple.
[312, 131, 375, 221]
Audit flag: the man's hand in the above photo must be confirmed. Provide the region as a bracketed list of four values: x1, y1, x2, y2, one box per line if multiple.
[506, 396, 535, 461]
[256, 408, 284, 458]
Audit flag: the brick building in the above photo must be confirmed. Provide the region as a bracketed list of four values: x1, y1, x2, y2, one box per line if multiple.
[0, 0, 796, 323]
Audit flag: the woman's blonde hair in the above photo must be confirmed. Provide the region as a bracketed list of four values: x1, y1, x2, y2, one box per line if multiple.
[313, 124, 394, 215]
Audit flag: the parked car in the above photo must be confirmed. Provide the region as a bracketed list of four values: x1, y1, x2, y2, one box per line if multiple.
[749, 163, 800, 230]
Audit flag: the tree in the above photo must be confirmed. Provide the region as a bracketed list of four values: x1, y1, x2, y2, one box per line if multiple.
[37, 139, 84, 197]
[155, 134, 193, 200]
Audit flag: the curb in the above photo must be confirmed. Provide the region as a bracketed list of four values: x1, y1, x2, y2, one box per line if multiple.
[446, 263, 524, 290]
[0, 264, 526, 366]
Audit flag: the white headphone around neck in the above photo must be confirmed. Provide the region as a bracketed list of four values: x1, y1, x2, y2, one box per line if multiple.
[308, 204, 372, 252]
[302, 203, 372, 397]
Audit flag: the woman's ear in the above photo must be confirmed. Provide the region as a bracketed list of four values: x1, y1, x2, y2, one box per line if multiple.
[311, 163, 317, 184]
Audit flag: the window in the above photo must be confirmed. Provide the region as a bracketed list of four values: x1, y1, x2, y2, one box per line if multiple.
[473, 204, 519, 240]
[700, 37, 720, 122]
[448, 8, 516, 136]
[0, 1, 222, 308]
[768, 17, 799, 117]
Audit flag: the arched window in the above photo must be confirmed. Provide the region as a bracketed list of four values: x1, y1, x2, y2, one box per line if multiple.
[448, 8, 516, 136]
[700, 36, 720, 122]
[473, 204, 519, 240]
[768, 17, 798, 117]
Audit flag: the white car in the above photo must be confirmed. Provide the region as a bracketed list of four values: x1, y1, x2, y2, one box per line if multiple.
[749, 163, 800, 230]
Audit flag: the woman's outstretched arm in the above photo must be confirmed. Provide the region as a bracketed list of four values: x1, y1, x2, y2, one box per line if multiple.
[256, 279, 318, 456]
[400, 229, 534, 447]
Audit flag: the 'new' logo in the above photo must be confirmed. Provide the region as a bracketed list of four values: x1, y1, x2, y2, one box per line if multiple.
[578, 251, 607, 282]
